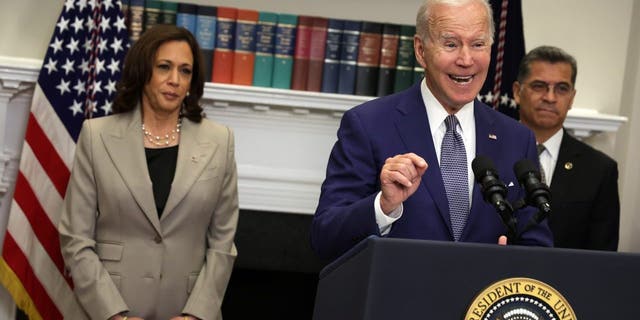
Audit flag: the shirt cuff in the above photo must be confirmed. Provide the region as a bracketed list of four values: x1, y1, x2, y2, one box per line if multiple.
[374, 191, 403, 236]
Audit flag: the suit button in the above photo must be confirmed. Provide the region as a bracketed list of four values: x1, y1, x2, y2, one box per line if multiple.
[154, 236, 162, 243]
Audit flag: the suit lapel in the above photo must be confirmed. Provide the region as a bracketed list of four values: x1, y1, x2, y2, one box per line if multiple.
[550, 129, 579, 194]
[101, 107, 162, 235]
[161, 119, 218, 220]
[394, 86, 451, 232]
[464, 101, 498, 237]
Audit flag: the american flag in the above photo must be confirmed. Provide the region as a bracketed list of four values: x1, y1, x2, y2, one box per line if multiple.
[480, 0, 526, 119]
[0, 1, 128, 318]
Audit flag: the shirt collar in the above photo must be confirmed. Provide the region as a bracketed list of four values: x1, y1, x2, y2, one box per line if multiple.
[420, 79, 475, 133]
[540, 128, 563, 161]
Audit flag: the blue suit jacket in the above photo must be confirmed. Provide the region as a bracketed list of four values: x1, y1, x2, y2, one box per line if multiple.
[311, 83, 553, 260]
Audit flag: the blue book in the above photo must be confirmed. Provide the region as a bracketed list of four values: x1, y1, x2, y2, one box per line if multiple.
[337, 20, 361, 95]
[253, 12, 278, 87]
[320, 19, 345, 93]
[195, 5, 217, 82]
[176, 3, 197, 35]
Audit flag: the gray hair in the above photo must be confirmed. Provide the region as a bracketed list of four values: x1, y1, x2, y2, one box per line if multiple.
[416, 0, 495, 44]
[516, 45, 578, 85]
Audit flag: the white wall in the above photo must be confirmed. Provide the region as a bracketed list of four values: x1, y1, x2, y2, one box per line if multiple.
[0, 0, 638, 242]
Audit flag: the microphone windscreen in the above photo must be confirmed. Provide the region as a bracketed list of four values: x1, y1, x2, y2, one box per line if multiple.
[513, 159, 538, 181]
[472, 155, 495, 177]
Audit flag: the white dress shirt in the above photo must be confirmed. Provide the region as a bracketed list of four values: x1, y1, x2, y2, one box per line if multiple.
[538, 129, 563, 186]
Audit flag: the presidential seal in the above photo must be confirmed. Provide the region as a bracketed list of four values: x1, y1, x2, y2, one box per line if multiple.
[465, 277, 576, 320]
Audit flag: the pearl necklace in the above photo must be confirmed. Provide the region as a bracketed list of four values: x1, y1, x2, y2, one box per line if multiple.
[142, 118, 182, 146]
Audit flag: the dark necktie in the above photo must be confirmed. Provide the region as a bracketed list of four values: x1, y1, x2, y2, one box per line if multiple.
[537, 144, 547, 184]
[440, 115, 469, 241]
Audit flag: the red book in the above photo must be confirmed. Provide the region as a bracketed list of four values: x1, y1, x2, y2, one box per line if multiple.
[290, 16, 314, 90]
[232, 9, 259, 85]
[355, 22, 382, 96]
[306, 17, 328, 92]
[212, 7, 238, 84]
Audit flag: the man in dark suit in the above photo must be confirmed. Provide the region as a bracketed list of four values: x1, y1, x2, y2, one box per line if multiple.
[513, 45, 620, 251]
[311, 0, 552, 261]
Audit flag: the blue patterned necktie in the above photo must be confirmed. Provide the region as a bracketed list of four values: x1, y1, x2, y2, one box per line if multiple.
[441, 115, 469, 240]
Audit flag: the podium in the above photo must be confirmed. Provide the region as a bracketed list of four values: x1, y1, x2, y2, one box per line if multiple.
[313, 237, 640, 320]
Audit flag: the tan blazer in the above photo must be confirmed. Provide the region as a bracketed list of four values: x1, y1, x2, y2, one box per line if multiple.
[59, 107, 238, 320]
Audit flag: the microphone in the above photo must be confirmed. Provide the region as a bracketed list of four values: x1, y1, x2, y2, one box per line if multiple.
[472, 156, 516, 240]
[513, 159, 552, 224]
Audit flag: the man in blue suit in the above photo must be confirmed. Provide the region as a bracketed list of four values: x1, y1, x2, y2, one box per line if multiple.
[311, 0, 553, 261]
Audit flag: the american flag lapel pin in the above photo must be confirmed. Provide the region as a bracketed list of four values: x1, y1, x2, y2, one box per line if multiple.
[488, 134, 497, 140]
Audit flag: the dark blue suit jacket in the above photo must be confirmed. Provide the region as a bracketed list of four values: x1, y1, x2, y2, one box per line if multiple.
[312, 83, 553, 260]
[549, 130, 619, 250]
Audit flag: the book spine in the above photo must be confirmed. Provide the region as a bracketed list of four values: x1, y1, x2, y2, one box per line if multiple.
[306, 17, 329, 92]
[195, 5, 217, 83]
[122, 0, 131, 32]
[321, 19, 344, 93]
[176, 3, 198, 34]
[355, 22, 383, 96]
[232, 9, 259, 85]
[376, 23, 401, 97]
[212, 7, 238, 84]
[337, 20, 361, 95]
[143, 0, 163, 31]
[393, 25, 416, 93]
[160, 2, 178, 25]
[128, 0, 145, 42]
[253, 12, 278, 87]
[272, 14, 298, 89]
[291, 16, 314, 91]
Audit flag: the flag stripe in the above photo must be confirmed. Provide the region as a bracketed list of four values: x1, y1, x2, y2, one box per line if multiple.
[19, 141, 65, 226]
[2, 234, 61, 320]
[13, 173, 69, 283]
[24, 113, 70, 196]
[30, 85, 76, 167]
[7, 201, 86, 319]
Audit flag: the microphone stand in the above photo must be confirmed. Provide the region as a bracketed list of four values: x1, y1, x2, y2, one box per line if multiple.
[492, 198, 518, 243]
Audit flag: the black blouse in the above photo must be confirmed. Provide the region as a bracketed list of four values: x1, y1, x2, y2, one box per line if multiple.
[145, 145, 178, 218]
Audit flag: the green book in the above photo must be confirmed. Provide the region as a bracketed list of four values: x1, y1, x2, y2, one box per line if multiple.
[253, 11, 278, 87]
[272, 14, 298, 89]
[394, 25, 416, 92]
[413, 64, 425, 84]
[143, 0, 163, 31]
[160, 2, 178, 25]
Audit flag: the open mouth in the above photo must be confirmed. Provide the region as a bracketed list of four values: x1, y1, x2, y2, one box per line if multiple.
[449, 74, 473, 84]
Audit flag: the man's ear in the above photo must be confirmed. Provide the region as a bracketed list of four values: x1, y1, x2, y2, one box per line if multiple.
[414, 35, 427, 69]
[568, 88, 576, 110]
[512, 81, 522, 105]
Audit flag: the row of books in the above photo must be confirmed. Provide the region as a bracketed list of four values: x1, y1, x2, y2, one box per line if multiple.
[123, 1, 426, 97]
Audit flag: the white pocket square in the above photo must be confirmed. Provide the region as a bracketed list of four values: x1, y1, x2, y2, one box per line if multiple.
[508, 181, 515, 187]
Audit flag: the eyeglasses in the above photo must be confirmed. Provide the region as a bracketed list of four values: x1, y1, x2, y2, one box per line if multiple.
[524, 81, 574, 97]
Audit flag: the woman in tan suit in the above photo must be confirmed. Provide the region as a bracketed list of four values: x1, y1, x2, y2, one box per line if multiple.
[59, 25, 238, 320]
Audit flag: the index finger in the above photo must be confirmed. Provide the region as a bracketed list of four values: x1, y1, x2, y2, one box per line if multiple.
[403, 152, 427, 169]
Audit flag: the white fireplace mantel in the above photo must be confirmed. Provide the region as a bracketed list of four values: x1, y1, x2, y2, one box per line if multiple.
[0, 56, 628, 214]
